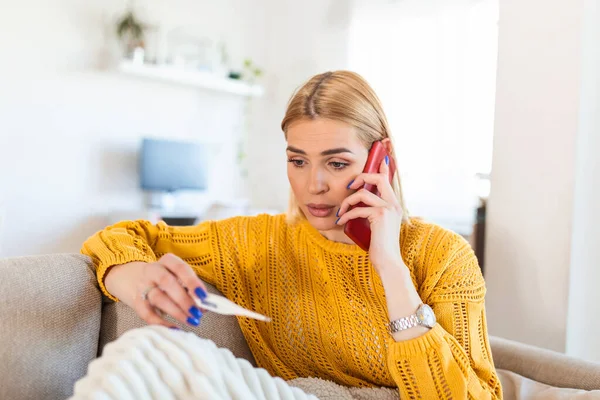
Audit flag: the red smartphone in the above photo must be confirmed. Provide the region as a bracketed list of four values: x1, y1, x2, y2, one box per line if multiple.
[343, 141, 397, 251]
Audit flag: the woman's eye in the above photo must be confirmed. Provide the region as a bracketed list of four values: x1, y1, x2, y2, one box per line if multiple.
[288, 158, 305, 167]
[330, 161, 349, 170]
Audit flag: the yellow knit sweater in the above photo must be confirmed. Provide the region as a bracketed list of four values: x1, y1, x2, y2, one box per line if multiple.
[81, 214, 502, 399]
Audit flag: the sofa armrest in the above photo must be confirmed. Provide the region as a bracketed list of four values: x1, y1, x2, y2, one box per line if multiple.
[490, 335, 600, 391]
[0, 254, 102, 400]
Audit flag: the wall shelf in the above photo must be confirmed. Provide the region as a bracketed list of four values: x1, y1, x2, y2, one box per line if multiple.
[117, 61, 264, 97]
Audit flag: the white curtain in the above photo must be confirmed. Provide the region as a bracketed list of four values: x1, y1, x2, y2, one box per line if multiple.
[349, 0, 498, 234]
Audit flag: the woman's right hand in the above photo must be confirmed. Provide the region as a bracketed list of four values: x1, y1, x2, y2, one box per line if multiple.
[104, 253, 209, 328]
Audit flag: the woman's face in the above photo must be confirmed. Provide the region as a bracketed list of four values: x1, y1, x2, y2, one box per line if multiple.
[286, 118, 369, 232]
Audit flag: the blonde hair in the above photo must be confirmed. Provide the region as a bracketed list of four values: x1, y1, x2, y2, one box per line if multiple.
[281, 71, 409, 224]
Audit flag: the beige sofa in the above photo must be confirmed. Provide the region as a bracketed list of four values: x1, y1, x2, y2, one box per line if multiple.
[1, 254, 599, 399]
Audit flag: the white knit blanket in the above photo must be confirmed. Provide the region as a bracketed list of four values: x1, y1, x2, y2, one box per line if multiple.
[70, 326, 318, 400]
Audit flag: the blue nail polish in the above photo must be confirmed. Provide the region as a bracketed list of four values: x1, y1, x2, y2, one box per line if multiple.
[189, 306, 201, 319]
[347, 179, 355, 189]
[187, 317, 200, 327]
[385, 155, 389, 165]
[195, 287, 207, 300]
[336, 208, 340, 217]
[335, 217, 340, 224]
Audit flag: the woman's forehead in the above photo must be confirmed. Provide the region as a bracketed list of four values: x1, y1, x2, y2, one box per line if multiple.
[286, 119, 365, 152]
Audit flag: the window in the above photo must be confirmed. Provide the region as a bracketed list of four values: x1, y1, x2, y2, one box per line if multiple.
[349, 0, 498, 234]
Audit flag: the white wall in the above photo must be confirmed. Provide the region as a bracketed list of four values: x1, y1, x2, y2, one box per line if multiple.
[485, 0, 584, 352]
[565, 0, 600, 362]
[0, 0, 268, 257]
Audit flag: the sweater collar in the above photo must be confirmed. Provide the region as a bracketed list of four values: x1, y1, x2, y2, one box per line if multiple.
[298, 218, 367, 255]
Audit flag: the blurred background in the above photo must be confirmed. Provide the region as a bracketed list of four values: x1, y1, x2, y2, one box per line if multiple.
[0, 0, 598, 362]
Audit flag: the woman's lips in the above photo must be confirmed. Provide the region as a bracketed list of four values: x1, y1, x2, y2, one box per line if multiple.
[306, 204, 335, 218]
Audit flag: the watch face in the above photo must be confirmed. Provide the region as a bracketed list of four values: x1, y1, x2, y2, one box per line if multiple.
[416, 304, 436, 328]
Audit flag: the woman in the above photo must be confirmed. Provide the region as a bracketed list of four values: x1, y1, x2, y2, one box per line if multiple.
[81, 71, 502, 399]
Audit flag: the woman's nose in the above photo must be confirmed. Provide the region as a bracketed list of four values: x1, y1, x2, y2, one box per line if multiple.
[308, 169, 328, 194]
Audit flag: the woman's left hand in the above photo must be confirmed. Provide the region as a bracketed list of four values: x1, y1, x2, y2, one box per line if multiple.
[336, 157, 404, 273]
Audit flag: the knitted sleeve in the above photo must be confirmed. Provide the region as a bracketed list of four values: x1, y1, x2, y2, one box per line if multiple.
[81, 216, 256, 302]
[387, 230, 503, 399]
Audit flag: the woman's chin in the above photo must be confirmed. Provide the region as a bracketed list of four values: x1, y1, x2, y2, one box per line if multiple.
[306, 215, 340, 231]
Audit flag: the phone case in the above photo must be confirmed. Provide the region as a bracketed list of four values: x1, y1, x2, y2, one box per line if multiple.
[343, 141, 397, 251]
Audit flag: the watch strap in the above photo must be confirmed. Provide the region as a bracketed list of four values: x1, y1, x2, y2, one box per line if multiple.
[388, 313, 420, 334]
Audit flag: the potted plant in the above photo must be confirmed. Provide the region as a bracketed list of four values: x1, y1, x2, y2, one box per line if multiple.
[116, 9, 147, 61]
[228, 58, 263, 83]
[242, 58, 263, 83]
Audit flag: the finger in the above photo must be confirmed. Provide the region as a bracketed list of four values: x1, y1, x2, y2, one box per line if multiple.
[148, 287, 201, 327]
[158, 253, 209, 302]
[337, 206, 386, 226]
[175, 277, 206, 313]
[379, 155, 390, 178]
[147, 261, 201, 321]
[135, 298, 177, 328]
[347, 171, 396, 205]
[338, 188, 386, 216]
[347, 172, 395, 204]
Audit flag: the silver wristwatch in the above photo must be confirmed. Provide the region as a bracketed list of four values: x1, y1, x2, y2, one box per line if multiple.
[388, 304, 436, 334]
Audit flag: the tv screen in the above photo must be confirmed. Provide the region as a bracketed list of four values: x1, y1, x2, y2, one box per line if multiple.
[140, 138, 207, 192]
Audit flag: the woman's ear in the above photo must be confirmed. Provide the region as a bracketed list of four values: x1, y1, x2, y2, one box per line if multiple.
[381, 138, 394, 155]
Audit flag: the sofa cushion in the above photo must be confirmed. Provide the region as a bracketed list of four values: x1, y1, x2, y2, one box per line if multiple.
[98, 282, 256, 365]
[0, 254, 102, 400]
